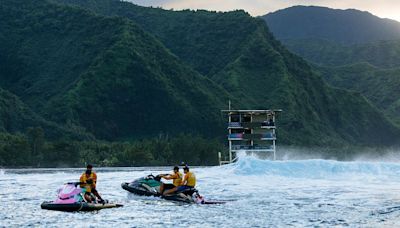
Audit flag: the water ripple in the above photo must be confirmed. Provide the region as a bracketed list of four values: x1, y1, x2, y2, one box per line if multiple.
[1, 159, 400, 227]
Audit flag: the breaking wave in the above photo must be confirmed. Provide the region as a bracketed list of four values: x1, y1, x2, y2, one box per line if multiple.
[227, 153, 400, 179]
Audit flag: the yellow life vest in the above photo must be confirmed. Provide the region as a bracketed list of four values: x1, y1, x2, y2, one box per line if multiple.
[172, 172, 183, 186]
[80, 172, 97, 192]
[185, 172, 196, 187]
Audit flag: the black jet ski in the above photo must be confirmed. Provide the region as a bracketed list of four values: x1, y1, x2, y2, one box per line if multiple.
[122, 174, 162, 197]
[41, 201, 123, 212]
[122, 174, 226, 204]
[41, 183, 123, 212]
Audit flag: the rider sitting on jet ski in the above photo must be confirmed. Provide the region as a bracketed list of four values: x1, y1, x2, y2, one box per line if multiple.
[163, 166, 196, 196]
[80, 164, 104, 203]
[159, 166, 182, 194]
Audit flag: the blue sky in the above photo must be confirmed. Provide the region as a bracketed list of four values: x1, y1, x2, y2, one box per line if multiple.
[126, 0, 400, 22]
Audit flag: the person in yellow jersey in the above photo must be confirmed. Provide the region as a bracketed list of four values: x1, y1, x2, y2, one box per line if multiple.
[163, 166, 196, 195]
[159, 166, 182, 194]
[79, 164, 104, 203]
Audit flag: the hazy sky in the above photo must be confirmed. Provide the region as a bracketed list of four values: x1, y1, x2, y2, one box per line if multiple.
[127, 0, 400, 22]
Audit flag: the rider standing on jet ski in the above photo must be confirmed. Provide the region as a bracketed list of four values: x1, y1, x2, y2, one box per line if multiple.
[80, 164, 104, 203]
[159, 166, 182, 194]
[163, 166, 196, 195]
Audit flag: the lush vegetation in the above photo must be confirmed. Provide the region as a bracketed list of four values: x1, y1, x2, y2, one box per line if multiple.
[282, 39, 400, 69]
[264, 5, 400, 129]
[263, 6, 400, 44]
[0, 0, 229, 140]
[53, 0, 400, 146]
[284, 39, 400, 127]
[56, 0, 260, 78]
[0, 88, 91, 139]
[1, 0, 400, 167]
[0, 130, 223, 167]
[319, 63, 400, 126]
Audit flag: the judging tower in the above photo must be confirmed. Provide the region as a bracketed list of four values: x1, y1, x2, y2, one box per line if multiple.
[219, 109, 282, 165]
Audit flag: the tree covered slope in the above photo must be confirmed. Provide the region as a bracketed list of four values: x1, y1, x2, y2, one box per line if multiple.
[263, 6, 400, 44]
[263, 5, 400, 130]
[282, 39, 400, 69]
[0, 88, 89, 139]
[50, 0, 400, 146]
[0, 0, 231, 140]
[319, 63, 400, 126]
[0, 0, 398, 146]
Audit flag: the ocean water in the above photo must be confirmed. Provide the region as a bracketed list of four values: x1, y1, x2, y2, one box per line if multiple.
[2, 155, 400, 227]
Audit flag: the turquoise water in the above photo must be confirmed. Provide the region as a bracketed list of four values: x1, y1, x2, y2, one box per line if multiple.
[2, 155, 400, 227]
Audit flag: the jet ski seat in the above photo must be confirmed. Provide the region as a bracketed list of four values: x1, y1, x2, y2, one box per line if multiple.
[176, 187, 197, 196]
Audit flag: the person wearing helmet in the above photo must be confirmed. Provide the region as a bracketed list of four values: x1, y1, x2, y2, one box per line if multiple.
[163, 166, 196, 195]
[159, 166, 182, 194]
[79, 164, 104, 203]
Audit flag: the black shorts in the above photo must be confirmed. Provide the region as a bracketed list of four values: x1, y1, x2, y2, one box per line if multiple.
[85, 188, 98, 195]
[163, 184, 176, 190]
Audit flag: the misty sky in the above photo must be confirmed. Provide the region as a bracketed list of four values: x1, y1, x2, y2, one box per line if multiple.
[126, 0, 400, 22]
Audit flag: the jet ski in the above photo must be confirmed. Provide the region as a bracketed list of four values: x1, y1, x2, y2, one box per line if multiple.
[122, 174, 226, 204]
[121, 174, 163, 197]
[41, 182, 123, 212]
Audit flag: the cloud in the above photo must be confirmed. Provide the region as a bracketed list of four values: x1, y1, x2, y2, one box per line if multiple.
[126, 0, 400, 21]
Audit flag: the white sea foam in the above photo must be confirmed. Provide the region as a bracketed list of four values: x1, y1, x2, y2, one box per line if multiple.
[228, 153, 400, 179]
[2, 155, 400, 227]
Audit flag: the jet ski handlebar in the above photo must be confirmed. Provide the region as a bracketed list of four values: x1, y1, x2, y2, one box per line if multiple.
[146, 174, 168, 178]
[66, 182, 84, 186]
[144, 174, 169, 182]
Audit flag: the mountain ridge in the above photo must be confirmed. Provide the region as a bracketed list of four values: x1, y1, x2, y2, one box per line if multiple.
[0, 0, 231, 140]
[319, 63, 400, 126]
[0, 87, 91, 139]
[263, 5, 400, 129]
[0, 0, 399, 147]
[282, 39, 400, 68]
[51, 0, 400, 146]
[263, 5, 400, 44]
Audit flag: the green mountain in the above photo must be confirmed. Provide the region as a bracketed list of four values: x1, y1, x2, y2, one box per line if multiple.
[281, 39, 400, 69]
[0, 88, 88, 139]
[49, 0, 400, 146]
[0, 0, 399, 148]
[0, 0, 230, 140]
[263, 6, 400, 45]
[262, 6, 400, 70]
[263, 6, 400, 129]
[0, 88, 48, 133]
[52, 0, 261, 77]
[319, 63, 400, 126]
